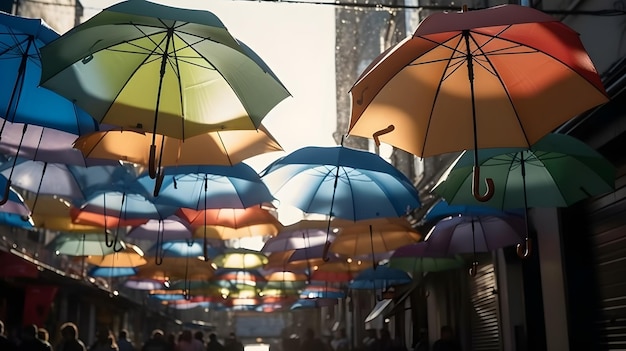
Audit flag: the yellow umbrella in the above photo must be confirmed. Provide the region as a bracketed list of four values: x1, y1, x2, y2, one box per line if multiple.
[329, 217, 422, 257]
[86, 243, 147, 268]
[136, 257, 215, 281]
[212, 248, 268, 269]
[264, 271, 308, 282]
[74, 125, 282, 167]
[26, 196, 102, 232]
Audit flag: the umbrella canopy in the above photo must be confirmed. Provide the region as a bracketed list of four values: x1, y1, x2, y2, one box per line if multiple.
[212, 249, 269, 270]
[349, 266, 412, 290]
[330, 217, 422, 257]
[424, 215, 525, 255]
[423, 199, 522, 224]
[0, 12, 98, 135]
[310, 270, 354, 283]
[86, 243, 147, 268]
[260, 145, 421, 221]
[88, 266, 137, 278]
[77, 191, 178, 221]
[126, 215, 193, 241]
[40, 0, 290, 176]
[433, 133, 616, 209]
[264, 271, 308, 282]
[74, 125, 283, 167]
[123, 278, 164, 290]
[27, 195, 102, 232]
[140, 164, 274, 209]
[389, 242, 465, 273]
[180, 206, 281, 240]
[144, 240, 222, 259]
[47, 233, 119, 256]
[0, 212, 34, 230]
[348, 4, 607, 201]
[136, 257, 215, 281]
[261, 227, 334, 254]
[300, 286, 345, 299]
[0, 159, 87, 200]
[291, 298, 337, 310]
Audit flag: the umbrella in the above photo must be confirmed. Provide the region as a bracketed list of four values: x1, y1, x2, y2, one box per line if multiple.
[300, 286, 346, 299]
[349, 265, 412, 290]
[144, 239, 222, 266]
[126, 215, 193, 241]
[389, 242, 465, 273]
[26, 195, 102, 232]
[433, 133, 616, 256]
[139, 164, 274, 207]
[291, 298, 337, 310]
[88, 266, 137, 278]
[39, 0, 290, 178]
[180, 206, 281, 240]
[136, 257, 215, 281]
[74, 125, 283, 167]
[329, 217, 422, 259]
[86, 243, 147, 268]
[0, 12, 97, 135]
[423, 199, 523, 225]
[47, 233, 120, 256]
[423, 214, 524, 274]
[123, 278, 164, 290]
[310, 270, 354, 283]
[261, 227, 334, 253]
[212, 248, 269, 270]
[260, 145, 421, 259]
[0, 212, 34, 230]
[348, 4, 608, 202]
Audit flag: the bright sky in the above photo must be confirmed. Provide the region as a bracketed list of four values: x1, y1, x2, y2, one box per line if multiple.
[80, 0, 338, 172]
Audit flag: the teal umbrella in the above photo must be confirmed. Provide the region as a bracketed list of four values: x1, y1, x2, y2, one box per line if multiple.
[433, 133, 616, 257]
[47, 233, 121, 256]
[389, 242, 464, 273]
[39, 0, 290, 178]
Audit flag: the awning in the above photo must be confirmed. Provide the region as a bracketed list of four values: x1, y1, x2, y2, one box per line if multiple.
[383, 278, 422, 318]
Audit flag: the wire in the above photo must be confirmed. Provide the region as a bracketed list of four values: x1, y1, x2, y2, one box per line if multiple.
[14, 0, 626, 16]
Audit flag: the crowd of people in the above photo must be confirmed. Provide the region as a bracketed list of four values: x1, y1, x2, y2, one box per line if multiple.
[0, 319, 247, 351]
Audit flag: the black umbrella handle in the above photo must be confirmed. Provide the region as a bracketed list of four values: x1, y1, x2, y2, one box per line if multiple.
[516, 238, 532, 259]
[148, 144, 157, 179]
[472, 165, 494, 202]
[468, 261, 479, 277]
[0, 179, 11, 206]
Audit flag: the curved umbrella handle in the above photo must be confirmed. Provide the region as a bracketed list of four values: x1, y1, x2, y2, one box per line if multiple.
[472, 166, 494, 202]
[516, 238, 532, 259]
[104, 229, 114, 248]
[373, 125, 395, 147]
[148, 144, 157, 179]
[0, 179, 11, 206]
[322, 240, 332, 262]
[468, 261, 479, 277]
[113, 238, 124, 253]
[153, 170, 164, 197]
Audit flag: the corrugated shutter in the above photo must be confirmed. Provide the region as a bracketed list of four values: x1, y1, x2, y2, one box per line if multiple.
[469, 261, 501, 351]
[588, 166, 626, 349]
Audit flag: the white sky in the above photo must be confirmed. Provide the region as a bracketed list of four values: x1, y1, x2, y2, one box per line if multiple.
[80, 0, 338, 172]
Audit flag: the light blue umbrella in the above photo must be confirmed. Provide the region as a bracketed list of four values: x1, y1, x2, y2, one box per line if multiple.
[260, 146, 421, 221]
[145, 239, 223, 260]
[88, 266, 137, 278]
[0, 212, 34, 230]
[424, 199, 523, 224]
[0, 12, 98, 135]
[139, 164, 274, 209]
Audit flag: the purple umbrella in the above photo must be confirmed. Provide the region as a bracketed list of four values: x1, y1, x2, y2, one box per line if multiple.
[261, 228, 335, 254]
[288, 244, 391, 263]
[126, 215, 193, 241]
[424, 214, 524, 275]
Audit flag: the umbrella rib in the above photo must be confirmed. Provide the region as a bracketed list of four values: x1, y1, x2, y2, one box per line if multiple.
[420, 34, 465, 157]
[468, 32, 531, 148]
[169, 33, 186, 141]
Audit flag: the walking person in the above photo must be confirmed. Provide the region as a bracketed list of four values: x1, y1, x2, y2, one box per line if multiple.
[0, 319, 17, 350]
[141, 329, 170, 351]
[17, 324, 52, 351]
[117, 330, 135, 351]
[38, 327, 54, 350]
[56, 322, 87, 351]
[206, 333, 224, 351]
[89, 327, 119, 351]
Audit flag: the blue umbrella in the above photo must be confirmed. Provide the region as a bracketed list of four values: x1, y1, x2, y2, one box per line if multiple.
[0, 12, 98, 135]
[0, 212, 34, 230]
[300, 287, 346, 299]
[260, 146, 421, 260]
[145, 239, 223, 263]
[424, 199, 524, 224]
[349, 265, 412, 290]
[290, 298, 337, 310]
[88, 266, 138, 278]
[260, 146, 421, 220]
[0, 13, 99, 205]
[139, 164, 274, 209]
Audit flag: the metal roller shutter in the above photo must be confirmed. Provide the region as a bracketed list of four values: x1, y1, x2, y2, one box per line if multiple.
[469, 260, 501, 351]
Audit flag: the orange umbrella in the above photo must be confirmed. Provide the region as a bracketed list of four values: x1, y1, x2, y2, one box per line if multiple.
[74, 125, 282, 167]
[87, 243, 147, 268]
[348, 4, 608, 201]
[135, 257, 215, 281]
[329, 217, 422, 257]
[179, 206, 282, 240]
[70, 206, 148, 229]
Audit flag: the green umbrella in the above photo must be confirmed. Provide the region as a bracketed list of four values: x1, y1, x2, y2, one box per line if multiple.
[433, 133, 616, 257]
[433, 133, 615, 208]
[39, 0, 290, 177]
[389, 242, 464, 273]
[47, 233, 122, 256]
